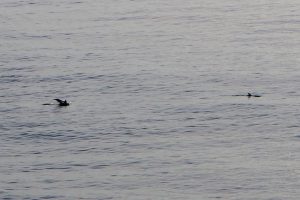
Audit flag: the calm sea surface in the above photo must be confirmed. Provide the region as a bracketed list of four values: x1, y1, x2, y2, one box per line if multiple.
[1, 0, 300, 199]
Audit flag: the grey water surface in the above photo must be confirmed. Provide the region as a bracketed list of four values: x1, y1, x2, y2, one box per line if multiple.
[1, 0, 300, 199]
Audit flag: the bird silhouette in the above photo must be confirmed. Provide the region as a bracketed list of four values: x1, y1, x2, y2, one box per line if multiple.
[54, 99, 70, 106]
[247, 93, 261, 98]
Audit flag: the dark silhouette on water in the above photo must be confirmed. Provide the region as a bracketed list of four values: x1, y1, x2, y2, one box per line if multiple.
[42, 103, 53, 105]
[247, 93, 261, 98]
[232, 93, 262, 97]
[54, 99, 70, 106]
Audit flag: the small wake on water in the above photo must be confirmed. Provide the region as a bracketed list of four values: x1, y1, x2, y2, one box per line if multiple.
[42, 103, 54, 105]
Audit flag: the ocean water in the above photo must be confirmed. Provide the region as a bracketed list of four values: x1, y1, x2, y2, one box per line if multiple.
[1, 0, 300, 199]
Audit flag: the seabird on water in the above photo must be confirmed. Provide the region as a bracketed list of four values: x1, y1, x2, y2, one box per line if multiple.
[54, 99, 70, 106]
[247, 93, 261, 98]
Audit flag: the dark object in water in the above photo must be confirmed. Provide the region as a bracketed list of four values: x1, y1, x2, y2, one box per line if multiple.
[54, 99, 70, 106]
[232, 93, 262, 97]
[247, 93, 261, 98]
[42, 103, 53, 105]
